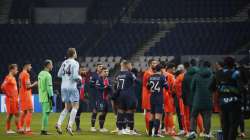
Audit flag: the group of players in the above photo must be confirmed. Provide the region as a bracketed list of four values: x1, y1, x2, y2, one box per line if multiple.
[1, 48, 246, 140]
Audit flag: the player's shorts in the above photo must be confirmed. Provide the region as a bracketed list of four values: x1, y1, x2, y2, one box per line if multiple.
[61, 88, 79, 103]
[96, 99, 108, 112]
[150, 94, 163, 114]
[41, 102, 52, 113]
[117, 93, 137, 111]
[20, 95, 33, 111]
[5, 98, 19, 114]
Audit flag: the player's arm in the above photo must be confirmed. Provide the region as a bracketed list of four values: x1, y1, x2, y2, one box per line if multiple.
[1, 79, 7, 94]
[162, 76, 169, 90]
[46, 74, 53, 97]
[57, 63, 64, 78]
[72, 63, 81, 81]
[191, 76, 197, 95]
[26, 79, 37, 89]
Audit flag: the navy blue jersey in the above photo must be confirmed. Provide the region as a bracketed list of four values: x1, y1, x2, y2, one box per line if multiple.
[116, 71, 136, 91]
[147, 73, 168, 94]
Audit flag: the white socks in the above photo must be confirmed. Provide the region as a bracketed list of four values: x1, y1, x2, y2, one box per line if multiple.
[68, 108, 78, 128]
[57, 109, 68, 126]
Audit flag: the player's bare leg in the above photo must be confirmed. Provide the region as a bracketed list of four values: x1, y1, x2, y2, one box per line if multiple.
[56, 103, 71, 134]
[67, 102, 79, 136]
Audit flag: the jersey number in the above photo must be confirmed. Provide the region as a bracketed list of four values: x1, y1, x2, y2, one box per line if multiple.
[63, 64, 71, 75]
[117, 79, 125, 89]
[150, 81, 160, 93]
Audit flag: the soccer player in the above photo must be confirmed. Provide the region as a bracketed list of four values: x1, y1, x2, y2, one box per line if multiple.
[55, 48, 81, 135]
[75, 66, 88, 132]
[95, 67, 112, 132]
[147, 64, 168, 137]
[38, 59, 54, 135]
[89, 63, 103, 132]
[116, 60, 138, 135]
[142, 59, 158, 133]
[174, 64, 187, 135]
[162, 62, 176, 136]
[1, 64, 20, 134]
[19, 61, 38, 134]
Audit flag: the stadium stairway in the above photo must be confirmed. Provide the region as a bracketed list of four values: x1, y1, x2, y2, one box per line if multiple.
[0, 0, 12, 23]
[233, 3, 250, 21]
[121, 0, 141, 22]
[130, 23, 174, 62]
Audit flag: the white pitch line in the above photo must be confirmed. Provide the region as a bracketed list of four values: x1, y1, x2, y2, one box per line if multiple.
[172, 136, 182, 140]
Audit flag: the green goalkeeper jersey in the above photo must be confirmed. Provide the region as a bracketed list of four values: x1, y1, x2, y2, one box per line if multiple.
[38, 70, 53, 103]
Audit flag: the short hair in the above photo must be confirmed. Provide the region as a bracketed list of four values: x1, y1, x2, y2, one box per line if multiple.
[96, 63, 103, 67]
[190, 59, 197, 66]
[183, 62, 190, 69]
[217, 61, 224, 67]
[167, 63, 175, 69]
[224, 56, 235, 69]
[23, 61, 31, 67]
[43, 59, 52, 67]
[148, 59, 155, 66]
[66, 48, 76, 58]
[9, 64, 17, 71]
[159, 61, 167, 68]
[102, 67, 108, 71]
[154, 64, 162, 72]
[203, 61, 211, 68]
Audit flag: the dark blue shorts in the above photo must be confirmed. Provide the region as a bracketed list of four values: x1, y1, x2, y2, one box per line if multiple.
[117, 93, 137, 111]
[150, 94, 163, 114]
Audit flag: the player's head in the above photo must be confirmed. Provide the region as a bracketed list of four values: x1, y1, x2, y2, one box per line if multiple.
[9, 64, 18, 75]
[43, 59, 53, 72]
[176, 64, 185, 73]
[190, 59, 197, 67]
[166, 63, 176, 74]
[120, 60, 131, 71]
[183, 61, 190, 70]
[203, 61, 211, 68]
[23, 61, 32, 72]
[80, 66, 88, 77]
[96, 63, 103, 73]
[101, 67, 109, 77]
[215, 61, 224, 70]
[153, 64, 162, 73]
[159, 61, 167, 73]
[67, 48, 77, 59]
[224, 56, 235, 69]
[148, 59, 158, 70]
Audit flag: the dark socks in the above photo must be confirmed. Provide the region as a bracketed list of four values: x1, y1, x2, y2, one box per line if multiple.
[99, 113, 107, 129]
[149, 120, 154, 136]
[154, 119, 160, 135]
[117, 112, 125, 130]
[91, 112, 97, 127]
[126, 113, 134, 130]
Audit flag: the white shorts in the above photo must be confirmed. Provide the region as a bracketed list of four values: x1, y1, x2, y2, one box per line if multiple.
[61, 88, 79, 103]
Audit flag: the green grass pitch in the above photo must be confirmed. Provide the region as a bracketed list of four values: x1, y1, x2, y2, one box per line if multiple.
[0, 113, 249, 140]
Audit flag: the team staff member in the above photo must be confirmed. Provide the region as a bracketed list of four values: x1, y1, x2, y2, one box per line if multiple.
[213, 57, 243, 140]
[1, 64, 20, 134]
[19, 61, 38, 134]
[38, 60, 54, 135]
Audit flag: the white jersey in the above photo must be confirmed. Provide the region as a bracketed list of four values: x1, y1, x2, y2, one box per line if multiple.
[58, 58, 81, 89]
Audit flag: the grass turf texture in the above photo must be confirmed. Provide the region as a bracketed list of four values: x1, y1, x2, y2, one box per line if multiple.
[0, 113, 249, 140]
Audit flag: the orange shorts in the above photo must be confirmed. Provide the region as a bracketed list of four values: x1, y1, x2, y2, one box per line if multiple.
[164, 92, 175, 113]
[6, 98, 19, 114]
[20, 96, 33, 111]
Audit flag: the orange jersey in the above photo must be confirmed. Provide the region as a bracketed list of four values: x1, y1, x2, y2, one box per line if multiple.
[174, 73, 184, 97]
[163, 72, 175, 113]
[142, 69, 154, 110]
[19, 70, 33, 111]
[1, 74, 19, 114]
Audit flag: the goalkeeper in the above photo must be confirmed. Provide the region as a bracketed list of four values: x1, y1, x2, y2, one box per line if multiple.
[38, 59, 54, 135]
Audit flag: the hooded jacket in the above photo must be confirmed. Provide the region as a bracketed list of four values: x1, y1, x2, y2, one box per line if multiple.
[182, 66, 199, 106]
[191, 67, 213, 110]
